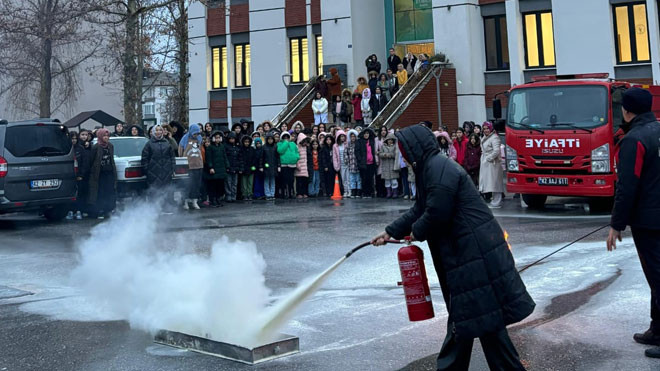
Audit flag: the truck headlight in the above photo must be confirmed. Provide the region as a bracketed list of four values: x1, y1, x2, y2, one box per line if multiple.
[591, 143, 610, 173]
[506, 145, 518, 172]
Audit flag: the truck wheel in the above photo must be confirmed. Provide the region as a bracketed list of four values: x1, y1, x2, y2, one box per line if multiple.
[43, 206, 69, 221]
[522, 194, 547, 209]
[588, 197, 614, 213]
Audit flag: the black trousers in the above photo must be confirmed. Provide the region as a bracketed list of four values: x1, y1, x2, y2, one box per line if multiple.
[632, 227, 660, 333]
[360, 164, 376, 197]
[376, 174, 386, 197]
[281, 167, 295, 197]
[295, 176, 309, 196]
[436, 326, 526, 370]
[432, 256, 525, 371]
[322, 169, 336, 196]
[187, 169, 203, 199]
[207, 179, 225, 202]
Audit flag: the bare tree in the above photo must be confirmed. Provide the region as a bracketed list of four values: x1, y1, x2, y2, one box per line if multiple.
[167, 0, 188, 124]
[89, 0, 175, 126]
[0, 0, 101, 119]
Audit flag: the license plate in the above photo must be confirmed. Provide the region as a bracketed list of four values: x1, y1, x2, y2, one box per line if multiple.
[538, 177, 568, 186]
[30, 179, 61, 189]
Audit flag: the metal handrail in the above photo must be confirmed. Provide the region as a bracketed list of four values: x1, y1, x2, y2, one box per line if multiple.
[368, 64, 445, 130]
[272, 76, 319, 128]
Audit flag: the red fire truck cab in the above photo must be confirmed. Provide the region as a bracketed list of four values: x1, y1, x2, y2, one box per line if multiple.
[493, 73, 660, 209]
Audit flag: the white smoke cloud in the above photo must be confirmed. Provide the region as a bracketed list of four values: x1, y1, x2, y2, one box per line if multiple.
[70, 203, 271, 347]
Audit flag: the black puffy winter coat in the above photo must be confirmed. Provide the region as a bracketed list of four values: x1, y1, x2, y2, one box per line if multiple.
[75, 143, 93, 179]
[262, 137, 280, 178]
[355, 128, 377, 170]
[241, 144, 257, 174]
[385, 125, 535, 339]
[369, 94, 388, 118]
[141, 136, 175, 187]
[205, 142, 229, 180]
[319, 145, 333, 172]
[225, 133, 243, 174]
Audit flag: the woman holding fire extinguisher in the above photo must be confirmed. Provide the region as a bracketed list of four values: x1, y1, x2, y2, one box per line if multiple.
[372, 124, 535, 370]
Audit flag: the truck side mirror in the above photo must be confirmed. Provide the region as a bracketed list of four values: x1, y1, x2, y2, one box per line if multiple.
[492, 98, 502, 119]
[493, 119, 505, 133]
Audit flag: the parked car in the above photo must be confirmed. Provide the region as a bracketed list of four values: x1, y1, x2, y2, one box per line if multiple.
[0, 118, 77, 221]
[102, 136, 188, 197]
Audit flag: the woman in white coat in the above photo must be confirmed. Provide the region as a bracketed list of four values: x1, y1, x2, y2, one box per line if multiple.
[361, 88, 373, 125]
[479, 121, 504, 208]
[312, 92, 329, 124]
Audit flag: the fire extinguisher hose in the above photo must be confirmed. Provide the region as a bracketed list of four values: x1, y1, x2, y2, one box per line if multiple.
[345, 239, 403, 258]
[517, 224, 610, 274]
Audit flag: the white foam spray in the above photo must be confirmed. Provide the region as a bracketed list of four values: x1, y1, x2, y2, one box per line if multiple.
[70, 202, 351, 348]
[70, 203, 271, 347]
[251, 256, 348, 344]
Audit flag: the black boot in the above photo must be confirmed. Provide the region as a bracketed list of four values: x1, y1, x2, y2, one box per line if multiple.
[635, 329, 660, 346]
[646, 347, 660, 358]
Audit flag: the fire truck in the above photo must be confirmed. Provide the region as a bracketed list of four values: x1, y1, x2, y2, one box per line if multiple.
[492, 73, 660, 209]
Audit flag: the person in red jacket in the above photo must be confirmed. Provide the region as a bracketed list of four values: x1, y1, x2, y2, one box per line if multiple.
[453, 127, 468, 165]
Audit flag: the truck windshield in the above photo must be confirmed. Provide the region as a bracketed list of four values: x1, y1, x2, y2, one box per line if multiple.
[507, 85, 608, 130]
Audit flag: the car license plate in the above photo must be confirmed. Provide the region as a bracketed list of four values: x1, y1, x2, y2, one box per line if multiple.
[538, 177, 568, 186]
[30, 179, 61, 189]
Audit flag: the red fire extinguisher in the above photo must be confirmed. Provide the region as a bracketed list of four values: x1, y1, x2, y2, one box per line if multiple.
[397, 237, 434, 322]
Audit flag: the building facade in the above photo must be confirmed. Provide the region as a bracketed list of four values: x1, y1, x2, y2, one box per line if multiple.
[141, 71, 178, 127]
[189, 0, 660, 128]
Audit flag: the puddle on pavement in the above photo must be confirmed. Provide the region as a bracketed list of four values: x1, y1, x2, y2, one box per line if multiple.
[514, 269, 622, 329]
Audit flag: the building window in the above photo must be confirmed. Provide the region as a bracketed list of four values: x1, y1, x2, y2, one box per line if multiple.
[316, 35, 323, 76]
[143, 104, 154, 115]
[523, 12, 555, 68]
[211, 46, 228, 89]
[235, 44, 251, 87]
[613, 3, 650, 64]
[484, 15, 510, 70]
[394, 0, 433, 42]
[290, 37, 309, 83]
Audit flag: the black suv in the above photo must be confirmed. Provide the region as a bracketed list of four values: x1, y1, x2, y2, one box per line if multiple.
[0, 119, 77, 221]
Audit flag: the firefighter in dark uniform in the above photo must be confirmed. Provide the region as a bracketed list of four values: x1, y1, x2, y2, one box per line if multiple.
[607, 87, 660, 358]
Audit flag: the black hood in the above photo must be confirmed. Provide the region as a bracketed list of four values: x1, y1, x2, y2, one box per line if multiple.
[394, 125, 439, 168]
[361, 127, 376, 139]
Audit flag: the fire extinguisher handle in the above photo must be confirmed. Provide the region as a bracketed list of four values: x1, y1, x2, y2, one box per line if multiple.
[385, 239, 403, 244]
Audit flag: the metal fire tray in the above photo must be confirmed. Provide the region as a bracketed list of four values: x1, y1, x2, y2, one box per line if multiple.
[154, 330, 299, 364]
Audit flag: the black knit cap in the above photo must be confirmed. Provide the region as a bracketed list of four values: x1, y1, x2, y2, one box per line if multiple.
[622, 87, 652, 114]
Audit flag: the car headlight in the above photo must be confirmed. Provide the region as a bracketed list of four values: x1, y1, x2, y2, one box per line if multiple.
[591, 144, 610, 173]
[506, 145, 519, 172]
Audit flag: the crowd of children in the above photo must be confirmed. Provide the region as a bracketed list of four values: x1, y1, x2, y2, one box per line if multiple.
[172, 120, 427, 209]
[166, 117, 504, 210]
[67, 116, 504, 214]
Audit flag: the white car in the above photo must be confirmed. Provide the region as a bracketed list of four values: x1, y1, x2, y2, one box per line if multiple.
[99, 137, 189, 196]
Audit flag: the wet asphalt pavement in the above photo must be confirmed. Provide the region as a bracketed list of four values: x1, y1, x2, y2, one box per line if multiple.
[0, 195, 657, 370]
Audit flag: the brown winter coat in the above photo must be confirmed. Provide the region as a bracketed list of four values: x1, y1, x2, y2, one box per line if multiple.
[327, 68, 342, 97]
[378, 134, 399, 180]
[88, 143, 116, 204]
